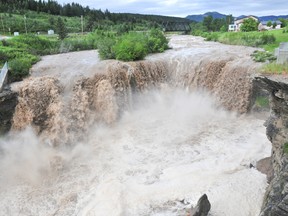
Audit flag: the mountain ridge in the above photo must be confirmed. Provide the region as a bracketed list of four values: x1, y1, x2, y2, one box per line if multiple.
[186, 11, 288, 22]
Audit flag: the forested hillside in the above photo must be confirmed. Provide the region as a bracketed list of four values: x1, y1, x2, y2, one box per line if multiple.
[0, 0, 191, 33]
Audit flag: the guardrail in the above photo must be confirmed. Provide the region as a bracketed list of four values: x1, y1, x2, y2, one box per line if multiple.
[0, 62, 8, 92]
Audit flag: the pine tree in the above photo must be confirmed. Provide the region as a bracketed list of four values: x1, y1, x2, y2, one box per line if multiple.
[56, 17, 67, 40]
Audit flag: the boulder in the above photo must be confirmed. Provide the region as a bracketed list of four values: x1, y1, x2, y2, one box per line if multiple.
[256, 157, 274, 183]
[191, 194, 211, 216]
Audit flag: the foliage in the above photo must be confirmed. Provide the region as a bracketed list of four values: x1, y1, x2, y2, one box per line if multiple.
[240, 18, 259, 32]
[251, 50, 276, 62]
[98, 37, 116, 59]
[97, 29, 169, 61]
[284, 142, 288, 154]
[56, 17, 68, 40]
[205, 32, 220, 41]
[203, 15, 213, 31]
[261, 63, 288, 75]
[193, 15, 228, 34]
[9, 57, 39, 81]
[0, 33, 100, 81]
[114, 33, 148, 61]
[147, 29, 169, 53]
[0, 1, 191, 34]
[267, 21, 272, 27]
[216, 32, 276, 47]
[279, 18, 288, 28]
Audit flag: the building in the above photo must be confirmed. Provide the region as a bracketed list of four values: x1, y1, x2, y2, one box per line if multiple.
[48, 29, 54, 35]
[228, 16, 258, 32]
[258, 21, 282, 31]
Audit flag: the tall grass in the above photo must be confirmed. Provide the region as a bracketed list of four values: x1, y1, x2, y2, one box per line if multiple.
[217, 32, 276, 47]
[261, 62, 288, 75]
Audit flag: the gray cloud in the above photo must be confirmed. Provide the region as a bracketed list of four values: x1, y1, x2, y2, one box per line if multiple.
[56, 0, 287, 17]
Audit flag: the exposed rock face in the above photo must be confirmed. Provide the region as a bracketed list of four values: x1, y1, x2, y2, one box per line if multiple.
[0, 90, 17, 134]
[256, 157, 274, 183]
[191, 194, 211, 216]
[255, 77, 288, 216]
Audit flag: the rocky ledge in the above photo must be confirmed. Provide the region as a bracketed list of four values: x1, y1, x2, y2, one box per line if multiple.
[0, 90, 17, 134]
[255, 76, 288, 216]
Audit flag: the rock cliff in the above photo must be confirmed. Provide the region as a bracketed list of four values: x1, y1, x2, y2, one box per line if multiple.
[0, 90, 17, 134]
[256, 76, 288, 216]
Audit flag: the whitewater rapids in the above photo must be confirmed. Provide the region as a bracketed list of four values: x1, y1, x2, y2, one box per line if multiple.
[0, 35, 270, 216]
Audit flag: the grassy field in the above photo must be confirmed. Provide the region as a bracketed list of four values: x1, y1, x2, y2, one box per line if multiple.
[202, 29, 288, 74]
[261, 29, 288, 52]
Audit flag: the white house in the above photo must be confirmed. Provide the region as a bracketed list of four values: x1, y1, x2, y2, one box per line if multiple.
[228, 16, 259, 32]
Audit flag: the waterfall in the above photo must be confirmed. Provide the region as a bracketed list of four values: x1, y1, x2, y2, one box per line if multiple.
[0, 35, 270, 216]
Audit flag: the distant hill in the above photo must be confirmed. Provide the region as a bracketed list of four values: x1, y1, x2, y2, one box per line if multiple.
[186, 12, 288, 22]
[186, 12, 227, 22]
[257, 15, 288, 21]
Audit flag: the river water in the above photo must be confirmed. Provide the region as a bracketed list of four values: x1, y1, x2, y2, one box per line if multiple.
[0, 36, 270, 216]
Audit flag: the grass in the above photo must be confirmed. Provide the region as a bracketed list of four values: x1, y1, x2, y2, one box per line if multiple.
[284, 142, 288, 154]
[262, 29, 288, 52]
[261, 62, 288, 75]
[202, 29, 288, 75]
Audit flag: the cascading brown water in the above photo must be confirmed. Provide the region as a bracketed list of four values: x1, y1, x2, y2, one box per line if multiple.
[1, 36, 270, 216]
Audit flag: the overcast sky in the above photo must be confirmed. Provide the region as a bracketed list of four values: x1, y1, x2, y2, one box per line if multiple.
[55, 0, 287, 17]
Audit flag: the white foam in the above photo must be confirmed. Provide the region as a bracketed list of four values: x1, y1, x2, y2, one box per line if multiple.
[0, 90, 271, 216]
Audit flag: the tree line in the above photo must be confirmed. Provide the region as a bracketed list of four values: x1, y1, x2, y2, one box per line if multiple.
[0, 0, 191, 32]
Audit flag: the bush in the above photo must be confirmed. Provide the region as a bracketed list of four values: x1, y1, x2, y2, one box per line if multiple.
[251, 50, 276, 62]
[147, 29, 169, 53]
[9, 57, 36, 81]
[98, 37, 116, 60]
[114, 33, 148, 61]
[205, 32, 220, 41]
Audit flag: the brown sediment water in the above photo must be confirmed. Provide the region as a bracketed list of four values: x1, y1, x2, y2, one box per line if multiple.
[1, 35, 270, 216]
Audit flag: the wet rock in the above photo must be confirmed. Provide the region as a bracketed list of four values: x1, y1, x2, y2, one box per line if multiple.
[0, 89, 17, 134]
[255, 77, 288, 216]
[256, 157, 274, 183]
[190, 194, 211, 216]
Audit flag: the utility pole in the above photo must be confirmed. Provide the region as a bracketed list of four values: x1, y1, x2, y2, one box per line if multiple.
[81, 15, 84, 34]
[24, 15, 27, 34]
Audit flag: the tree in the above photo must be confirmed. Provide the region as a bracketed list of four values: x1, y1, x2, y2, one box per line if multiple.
[272, 22, 277, 29]
[203, 15, 213, 31]
[267, 21, 272, 27]
[56, 17, 67, 40]
[279, 18, 287, 28]
[240, 18, 259, 32]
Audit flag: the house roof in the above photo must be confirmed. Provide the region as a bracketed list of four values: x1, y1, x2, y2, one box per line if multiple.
[261, 20, 282, 25]
[235, 15, 259, 21]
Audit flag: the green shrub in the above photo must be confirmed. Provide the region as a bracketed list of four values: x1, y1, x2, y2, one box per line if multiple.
[9, 57, 37, 81]
[147, 29, 169, 53]
[98, 37, 116, 60]
[251, 50, 276, 62]
[205, 32, 220, 41]
[114, 33, 148, 61]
